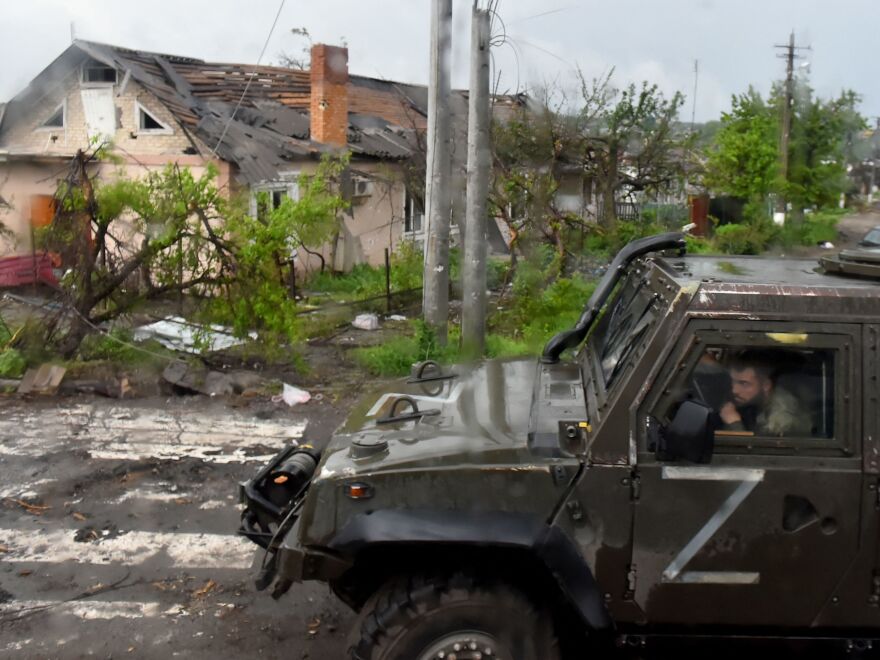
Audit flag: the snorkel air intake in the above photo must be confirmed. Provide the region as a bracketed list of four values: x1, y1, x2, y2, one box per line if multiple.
[541, 232, 686, 364]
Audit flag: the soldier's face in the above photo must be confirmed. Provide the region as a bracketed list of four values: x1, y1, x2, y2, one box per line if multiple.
[731, 367, 770, 406]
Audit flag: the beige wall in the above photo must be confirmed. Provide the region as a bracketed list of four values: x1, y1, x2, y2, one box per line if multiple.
[0, 156, 228, 257]
[0, 71, 227, 257]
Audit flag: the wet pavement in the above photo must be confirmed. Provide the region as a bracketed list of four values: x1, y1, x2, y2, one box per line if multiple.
[0, 396, 354, 659]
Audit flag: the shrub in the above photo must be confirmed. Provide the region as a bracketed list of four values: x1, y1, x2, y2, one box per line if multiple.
[493, 254, 596, 356]
[714, 222, 772, 255]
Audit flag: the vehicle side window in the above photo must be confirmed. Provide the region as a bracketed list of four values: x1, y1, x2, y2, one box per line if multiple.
[647, 327, 855, 458]
[670, 345, 835, 441]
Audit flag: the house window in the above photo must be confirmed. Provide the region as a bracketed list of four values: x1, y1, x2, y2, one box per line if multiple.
[404, 189, 424, 234]
[82, 59, 117, 84]
[39, 103, 65, 130]
[253, 179, 299, 222]
[135, 101, 172, 134]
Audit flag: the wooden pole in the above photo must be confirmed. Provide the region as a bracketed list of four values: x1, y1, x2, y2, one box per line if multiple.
[461, 6, 491, 358]
[422, 0, 453, 345]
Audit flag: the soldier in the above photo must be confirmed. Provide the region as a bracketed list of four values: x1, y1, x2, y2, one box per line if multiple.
[719, 352, 812, 437]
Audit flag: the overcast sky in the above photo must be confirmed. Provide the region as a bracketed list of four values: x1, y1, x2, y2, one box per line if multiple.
[1, 0, 876, 123]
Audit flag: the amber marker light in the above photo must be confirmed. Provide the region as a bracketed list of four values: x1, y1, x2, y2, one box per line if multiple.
[344, 482, 374, 499]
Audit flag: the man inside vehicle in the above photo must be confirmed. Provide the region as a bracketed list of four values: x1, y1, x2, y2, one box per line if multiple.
[719, 351, 812, 437]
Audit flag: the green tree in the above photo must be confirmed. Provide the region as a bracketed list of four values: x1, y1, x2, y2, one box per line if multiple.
[786, 89, 866, 209]
[704, 87, 778, 200]
[705, 86, 866, 213]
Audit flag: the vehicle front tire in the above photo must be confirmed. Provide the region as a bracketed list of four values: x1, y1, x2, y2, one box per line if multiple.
[348, 573, 560, 660]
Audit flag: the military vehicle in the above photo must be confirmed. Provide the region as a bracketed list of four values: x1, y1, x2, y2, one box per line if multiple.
[240, 232, 880, 659]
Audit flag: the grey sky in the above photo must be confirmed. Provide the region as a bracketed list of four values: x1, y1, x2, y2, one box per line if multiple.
[1, 0, 876, 122]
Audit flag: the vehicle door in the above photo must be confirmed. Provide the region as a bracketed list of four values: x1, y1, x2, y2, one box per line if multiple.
[630, 321, 862, 627]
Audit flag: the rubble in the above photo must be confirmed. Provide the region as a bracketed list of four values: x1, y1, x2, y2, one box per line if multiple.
[17, 364, 66, 395]
[162, 362, 234, 397]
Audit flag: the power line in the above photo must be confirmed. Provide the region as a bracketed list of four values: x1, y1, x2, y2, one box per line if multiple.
[508, 6, 575, 25]
[210, 0, 288, 157]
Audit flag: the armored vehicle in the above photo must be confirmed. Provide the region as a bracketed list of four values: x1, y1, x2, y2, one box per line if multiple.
[240, 233, 880, 659]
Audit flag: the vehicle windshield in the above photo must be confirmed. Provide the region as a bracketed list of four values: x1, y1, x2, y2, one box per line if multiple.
[861, 228, 880, 246]
[581, 268, 658, 392]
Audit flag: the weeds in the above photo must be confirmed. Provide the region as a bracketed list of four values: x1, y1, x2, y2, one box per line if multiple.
[353, 320, 459, 377]
[77, 328, 161, 364]
[306, 241, 424, 301]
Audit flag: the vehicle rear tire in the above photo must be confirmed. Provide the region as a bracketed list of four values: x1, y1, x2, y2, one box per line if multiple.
[348, 573, 560, 660]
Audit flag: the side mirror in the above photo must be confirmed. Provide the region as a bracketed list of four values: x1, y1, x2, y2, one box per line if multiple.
[655, 400, 717, 464]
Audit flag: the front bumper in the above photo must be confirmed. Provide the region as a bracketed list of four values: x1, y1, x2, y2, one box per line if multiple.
[238, 444, 304, 548]
[238, 444, 349, 594]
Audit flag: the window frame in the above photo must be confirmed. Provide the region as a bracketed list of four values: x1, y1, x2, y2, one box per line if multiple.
[640, 320, 859, 459]
[36, 101, 66, 131]
[403, 188, 424, 235]
[250, 176, 300, 220]
[81, 60, 118, 86]
[134, 101, 173, 135]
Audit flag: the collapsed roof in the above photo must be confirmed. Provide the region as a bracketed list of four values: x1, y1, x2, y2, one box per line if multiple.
[1, 40, 470, 184]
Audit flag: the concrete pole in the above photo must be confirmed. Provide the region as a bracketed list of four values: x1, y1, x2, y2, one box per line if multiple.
[777, 32, 795, 216]
[461, 6, 491, 358]
[422, 0, 453, 345]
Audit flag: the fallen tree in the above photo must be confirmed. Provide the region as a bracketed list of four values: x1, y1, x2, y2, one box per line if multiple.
[36, 146, 347, 356]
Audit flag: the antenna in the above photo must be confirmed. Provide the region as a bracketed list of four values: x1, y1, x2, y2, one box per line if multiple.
[70, 22, 76, 43]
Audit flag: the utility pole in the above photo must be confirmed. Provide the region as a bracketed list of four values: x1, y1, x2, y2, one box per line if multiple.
[461, 5, 491, 358]
[690, 59, 698, 133]
[774, 32, 808, 217]
[422, 0, 453, 345]
[869, 117, 880, 206]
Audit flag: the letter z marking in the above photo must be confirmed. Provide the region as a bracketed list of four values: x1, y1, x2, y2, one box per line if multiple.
[660, 466, 765, 585]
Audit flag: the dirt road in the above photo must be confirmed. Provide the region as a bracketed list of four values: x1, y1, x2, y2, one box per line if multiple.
[0, 396, 354, 659]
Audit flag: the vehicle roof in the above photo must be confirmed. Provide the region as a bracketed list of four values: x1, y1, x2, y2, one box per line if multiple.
[657, 254, 880, 293]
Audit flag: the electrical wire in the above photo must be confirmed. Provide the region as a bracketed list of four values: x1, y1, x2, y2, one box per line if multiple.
[210, 0, 288, 157]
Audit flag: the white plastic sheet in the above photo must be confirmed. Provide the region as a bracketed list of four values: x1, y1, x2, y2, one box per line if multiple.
[133, 316, 254, 353]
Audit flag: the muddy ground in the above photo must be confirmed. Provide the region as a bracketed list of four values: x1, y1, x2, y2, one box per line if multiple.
[3, 214, 880, 659]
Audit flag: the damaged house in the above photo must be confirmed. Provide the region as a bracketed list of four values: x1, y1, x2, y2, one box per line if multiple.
[0, 39, 510, 281]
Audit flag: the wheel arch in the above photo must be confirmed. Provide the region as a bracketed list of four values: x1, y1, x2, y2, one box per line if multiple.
[326, 509, 612, 632]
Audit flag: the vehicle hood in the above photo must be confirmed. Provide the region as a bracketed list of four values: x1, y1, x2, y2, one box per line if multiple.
[316, 358, 544, 476]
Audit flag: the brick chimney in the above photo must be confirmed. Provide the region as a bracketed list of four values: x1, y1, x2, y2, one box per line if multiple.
[310, 44, 349, 147]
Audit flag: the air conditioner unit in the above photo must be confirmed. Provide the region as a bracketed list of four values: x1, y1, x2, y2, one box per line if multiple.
[352, 178, 373, 198]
